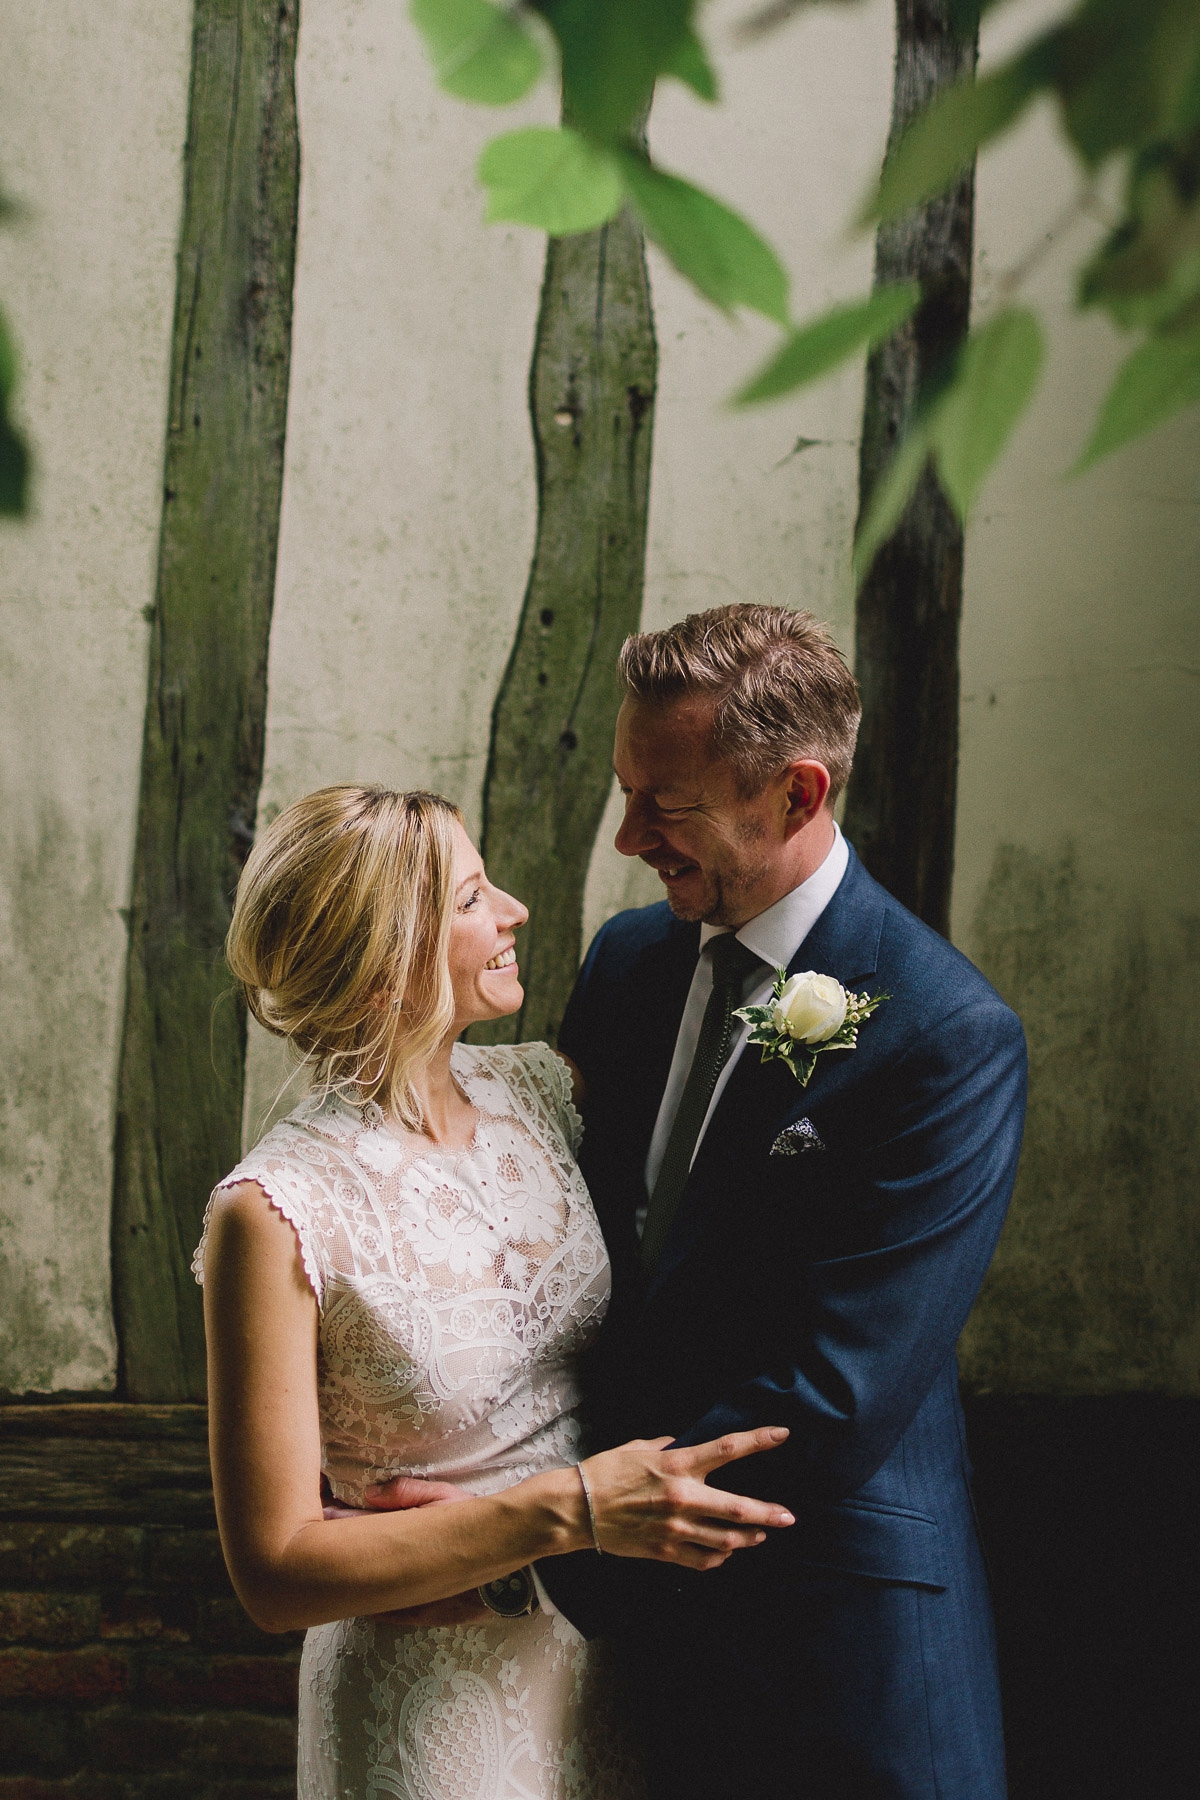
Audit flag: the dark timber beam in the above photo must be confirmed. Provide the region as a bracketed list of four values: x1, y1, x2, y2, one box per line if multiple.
[842, 0, 977, 936]
[475, 209, 656, 1047]
[111, 0, 300, 1400]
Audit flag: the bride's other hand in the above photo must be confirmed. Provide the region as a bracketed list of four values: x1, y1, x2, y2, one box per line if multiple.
[581, 1428, 794, 1571]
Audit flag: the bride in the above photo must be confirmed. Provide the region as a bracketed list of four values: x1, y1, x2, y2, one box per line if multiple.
[195, 784, 793, 1800]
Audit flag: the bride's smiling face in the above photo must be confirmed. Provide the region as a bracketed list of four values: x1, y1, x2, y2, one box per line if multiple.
[446, 821, 529, 1030]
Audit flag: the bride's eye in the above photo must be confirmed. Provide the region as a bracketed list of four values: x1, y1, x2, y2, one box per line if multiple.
[460, 888, 482, 911]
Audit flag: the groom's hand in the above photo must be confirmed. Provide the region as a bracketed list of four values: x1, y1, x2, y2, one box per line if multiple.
[325, 1474, 491, 1627]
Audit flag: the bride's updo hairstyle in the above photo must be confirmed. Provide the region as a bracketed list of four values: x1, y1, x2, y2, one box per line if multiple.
[226, 785, 463, 1130]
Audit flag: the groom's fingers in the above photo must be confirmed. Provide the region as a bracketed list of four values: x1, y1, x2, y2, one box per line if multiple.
[667, 1425, 790, 1479]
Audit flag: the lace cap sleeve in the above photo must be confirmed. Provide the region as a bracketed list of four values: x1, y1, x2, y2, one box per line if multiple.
[513, 1041, 584, 1157]
[191, 1144, 326, 1305]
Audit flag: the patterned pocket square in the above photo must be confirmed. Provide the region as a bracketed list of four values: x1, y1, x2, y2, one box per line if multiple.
[770, 1117, 826, 1157]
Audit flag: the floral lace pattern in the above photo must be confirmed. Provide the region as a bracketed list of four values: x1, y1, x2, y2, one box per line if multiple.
[195, 1043, 641, 1800]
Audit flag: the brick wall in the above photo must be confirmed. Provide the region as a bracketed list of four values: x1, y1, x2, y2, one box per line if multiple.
[0, 1407, 301, 1800]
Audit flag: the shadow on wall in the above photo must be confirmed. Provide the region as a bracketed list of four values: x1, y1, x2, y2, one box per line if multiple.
[959, 841, 1200, 1397]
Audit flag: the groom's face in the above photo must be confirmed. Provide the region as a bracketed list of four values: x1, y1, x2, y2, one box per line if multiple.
[613, 697, 782, 927]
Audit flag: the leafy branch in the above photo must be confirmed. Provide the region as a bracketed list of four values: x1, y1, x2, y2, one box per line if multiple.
[412, 0, 1200, 580]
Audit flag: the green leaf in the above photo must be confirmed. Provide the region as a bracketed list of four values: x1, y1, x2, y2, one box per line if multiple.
[1050, 0, 1200, 167]
[931, 307, 1044, 517]
[478, 127, 623, 234]
[865, 50, 1048, 225]
[535, 0, 693, 141]
[1079, 149, 1200, 329]
[411, 0, 543, 106]
[0, 308, 29, 517]
[733, 283, 920, 406]
[852, 422, 933, 590]
[664, 25, 718, 102]
[617, 151, 789, 323]
[1075, 320, 1200, 470]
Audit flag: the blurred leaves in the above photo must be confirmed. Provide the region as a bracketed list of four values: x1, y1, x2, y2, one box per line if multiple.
[414, 0, 1200, 570]
[478, 126, 622, 233]
[733, 283, 919, 404]
[533, 0, 693, 140]
[854, 308, 1044, 584]
[664, 26, 718, 103]
[866, 53, 1050, 225]
[0, 305, 29, 517]
[410, 0, 543, 105]
[934, 307, 1044, 514]
[1076, 317, 1200, 469]
[618, 151, 789, 322]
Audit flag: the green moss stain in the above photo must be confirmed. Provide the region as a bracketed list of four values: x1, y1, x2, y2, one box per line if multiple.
[959, 843, 1200, 1395]
[0, 803, 119, 1394]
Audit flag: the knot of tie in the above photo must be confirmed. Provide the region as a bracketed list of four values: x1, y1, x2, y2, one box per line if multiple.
[708, 931, 762, 995]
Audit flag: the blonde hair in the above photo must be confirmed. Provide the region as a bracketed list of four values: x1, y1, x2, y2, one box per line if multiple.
[226, 785, 463, 1130]
[618, 604, 861, 799]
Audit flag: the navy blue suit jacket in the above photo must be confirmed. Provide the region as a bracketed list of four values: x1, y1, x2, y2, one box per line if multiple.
[540, 847, 1026, 1799]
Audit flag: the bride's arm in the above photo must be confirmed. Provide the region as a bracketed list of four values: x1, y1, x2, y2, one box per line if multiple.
[205, 1182, 792, 1634]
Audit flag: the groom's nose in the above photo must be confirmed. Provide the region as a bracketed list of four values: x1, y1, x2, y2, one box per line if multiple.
[614, 794, 660, 857]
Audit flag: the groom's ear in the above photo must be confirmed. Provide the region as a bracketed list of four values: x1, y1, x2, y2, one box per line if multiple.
[781, 759, 831, 834]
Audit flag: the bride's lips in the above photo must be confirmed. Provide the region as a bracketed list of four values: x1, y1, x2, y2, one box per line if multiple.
[483, 944, 519, 974]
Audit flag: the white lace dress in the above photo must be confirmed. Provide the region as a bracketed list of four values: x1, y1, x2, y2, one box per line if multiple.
[194, 1041, 642, 1800]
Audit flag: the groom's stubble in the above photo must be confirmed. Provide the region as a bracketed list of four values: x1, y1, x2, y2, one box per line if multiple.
[661, 811, 772, 927]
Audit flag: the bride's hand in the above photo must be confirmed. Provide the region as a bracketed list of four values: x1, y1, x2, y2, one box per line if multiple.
[581, 1427, 794, 1571]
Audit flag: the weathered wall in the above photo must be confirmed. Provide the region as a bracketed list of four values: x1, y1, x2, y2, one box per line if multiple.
[0, 1, 192, 1393]
[953, 8, 1200, 1393]
[1, 0, 1196, 1396]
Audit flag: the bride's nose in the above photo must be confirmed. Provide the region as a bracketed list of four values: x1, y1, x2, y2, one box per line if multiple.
[498, 889, 529, 930]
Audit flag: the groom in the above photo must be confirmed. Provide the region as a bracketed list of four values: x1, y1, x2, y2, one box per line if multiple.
[532, 603, 1026, 1799]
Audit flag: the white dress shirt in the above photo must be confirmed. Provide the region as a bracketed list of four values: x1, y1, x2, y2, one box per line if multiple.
[641, 824, 849, 1216]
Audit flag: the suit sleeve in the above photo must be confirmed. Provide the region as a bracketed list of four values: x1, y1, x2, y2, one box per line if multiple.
[670, 996, 1027, 1502]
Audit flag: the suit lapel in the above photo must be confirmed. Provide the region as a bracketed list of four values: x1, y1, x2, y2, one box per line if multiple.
[643, 849, 887, 1299]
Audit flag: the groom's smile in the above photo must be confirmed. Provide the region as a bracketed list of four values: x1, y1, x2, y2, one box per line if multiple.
[611, 696, 830, 930]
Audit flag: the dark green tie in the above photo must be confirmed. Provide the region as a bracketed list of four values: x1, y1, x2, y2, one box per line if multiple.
[640, 933, 762, 1273]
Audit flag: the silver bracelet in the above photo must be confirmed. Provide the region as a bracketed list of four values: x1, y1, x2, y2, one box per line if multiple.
[577, 1461, 603, 1554]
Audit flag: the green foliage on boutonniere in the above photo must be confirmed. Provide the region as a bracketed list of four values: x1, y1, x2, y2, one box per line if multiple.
[735, 967, 890, 1088]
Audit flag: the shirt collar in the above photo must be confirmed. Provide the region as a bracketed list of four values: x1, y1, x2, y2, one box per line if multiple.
[700, 823, 849, 971]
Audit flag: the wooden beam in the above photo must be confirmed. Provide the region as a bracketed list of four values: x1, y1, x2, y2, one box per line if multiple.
[111, 0, 300, 1400]
[842, 0, 977, 936]
[474, 210, 656, 1047]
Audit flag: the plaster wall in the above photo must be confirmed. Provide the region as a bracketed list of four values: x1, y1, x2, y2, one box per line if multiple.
[0, 0, 192, 1392]
[0, 0, 1195, 1395]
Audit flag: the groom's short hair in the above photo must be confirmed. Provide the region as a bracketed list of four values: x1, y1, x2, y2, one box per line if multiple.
[618, 604, 861, 800]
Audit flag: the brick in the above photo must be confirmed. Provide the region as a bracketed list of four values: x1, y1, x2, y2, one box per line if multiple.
[144, 1534, 229, 1592]
[0, 1707, 84, 1775]
[99, 1591, 193, 1644]
[137, 1653, 298, 1714]
[204, 1784, 296, 1800]
[0, 1648, 129, 1704]
[185, 1713, 296, 1772]
[0, 1782, 124, 1800]
[0, 1594, 100, 1647]
[0, 1528, 142, 1591]
[207, 1657, 300, 1713]
[0, 1780, 79, 1799]
[83, 1713, 193, 1773]
[83, 1710, 295, 1776]
[193, 1600, 294, 1655]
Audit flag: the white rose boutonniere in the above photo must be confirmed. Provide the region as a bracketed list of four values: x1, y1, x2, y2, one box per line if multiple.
[734, 968, 889, 1087]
